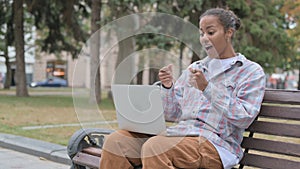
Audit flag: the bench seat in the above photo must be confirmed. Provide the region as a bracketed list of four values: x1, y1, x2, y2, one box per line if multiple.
[67, 89, 300, 169]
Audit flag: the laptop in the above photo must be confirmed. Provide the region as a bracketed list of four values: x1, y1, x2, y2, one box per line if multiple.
[111, 84, 167, 135]
[111, 84, 199, 137]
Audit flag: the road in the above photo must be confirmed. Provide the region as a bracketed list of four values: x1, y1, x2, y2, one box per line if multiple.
[0, 147, 70, 169]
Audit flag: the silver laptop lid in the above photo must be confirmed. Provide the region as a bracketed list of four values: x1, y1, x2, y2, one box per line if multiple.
[111, 84, 166, 135]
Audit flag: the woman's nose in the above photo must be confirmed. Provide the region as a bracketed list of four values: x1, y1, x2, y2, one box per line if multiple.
[200, 36, 209, 45]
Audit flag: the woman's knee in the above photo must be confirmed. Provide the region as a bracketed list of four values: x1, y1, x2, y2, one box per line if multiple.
[104, 130, 130, 145]
[141, 136, 176, 158]
[103, 130, 149, 158]
[102, 130, 133, 152]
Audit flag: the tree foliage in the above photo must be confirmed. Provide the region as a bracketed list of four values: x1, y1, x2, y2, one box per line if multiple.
[228, 0, 297, 72]
[24, 0, 90, 58]
[87, 0, 299, 83]
[135, 0, 297, 73]
[280, 0, 300, 89]
[0, 0, 14, 89]
[1, 0, 298, 91]
[280, 0, 300, 58]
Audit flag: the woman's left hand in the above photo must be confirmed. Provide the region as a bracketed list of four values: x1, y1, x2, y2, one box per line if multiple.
[188, 68, 208, 91]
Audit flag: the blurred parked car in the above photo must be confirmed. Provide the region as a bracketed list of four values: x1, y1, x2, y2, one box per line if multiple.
[29, 77, 67, 87]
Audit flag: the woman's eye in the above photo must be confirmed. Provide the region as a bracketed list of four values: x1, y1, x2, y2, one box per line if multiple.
[208, 32, 214, 35]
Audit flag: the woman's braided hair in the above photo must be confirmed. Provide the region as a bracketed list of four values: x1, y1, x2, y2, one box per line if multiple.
[200, 8, 241, 33]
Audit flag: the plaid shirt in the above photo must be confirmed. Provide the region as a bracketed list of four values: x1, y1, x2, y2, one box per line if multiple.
[161, 53, 266, 159]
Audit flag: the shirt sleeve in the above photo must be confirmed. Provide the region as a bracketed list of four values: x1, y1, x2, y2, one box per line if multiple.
[160, 71, 189, 122]
[202, 65, 266, 129]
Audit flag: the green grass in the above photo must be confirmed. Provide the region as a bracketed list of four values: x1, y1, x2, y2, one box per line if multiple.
[0, 95, 74, 107]
[0, 88, 116, 146]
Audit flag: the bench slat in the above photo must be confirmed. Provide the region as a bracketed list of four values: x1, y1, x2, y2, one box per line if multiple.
[247, 121, 300, 137]
[260, 105, 300, 120]
[82, 147, 102, 157]
[239, 153, 300, 169]
[73, 152, 100, 169]
[241, 137, 300, 157]
[263, 89, 300, 104]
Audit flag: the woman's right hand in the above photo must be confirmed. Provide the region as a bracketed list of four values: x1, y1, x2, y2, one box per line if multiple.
[158, 64, 173, 88]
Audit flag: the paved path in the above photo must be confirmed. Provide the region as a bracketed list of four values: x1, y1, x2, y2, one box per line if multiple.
[0, 147, 70, 169]
[0, 133, 72, 168]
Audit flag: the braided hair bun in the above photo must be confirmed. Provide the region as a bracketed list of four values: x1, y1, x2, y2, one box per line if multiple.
[200, 8, 241, 31]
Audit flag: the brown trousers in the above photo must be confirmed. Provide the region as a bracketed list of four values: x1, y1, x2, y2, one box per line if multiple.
[99, 130, 222, 169]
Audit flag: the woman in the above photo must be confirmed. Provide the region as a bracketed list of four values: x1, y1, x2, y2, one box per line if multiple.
[100, 8, 265, 169]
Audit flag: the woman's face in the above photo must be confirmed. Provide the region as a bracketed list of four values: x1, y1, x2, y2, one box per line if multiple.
[199, 15, 232, 59]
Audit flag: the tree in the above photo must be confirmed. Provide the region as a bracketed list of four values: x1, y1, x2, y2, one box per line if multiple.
[99, 1, 204, 84]
[105, 0, 137, 84]
[280, 0, 300, 89]
[14, 0, 29, 97]
[0, 0, 14, 89]
[159, 0, 296, 73]
[233, 0, 296, 73]
[152, 0, 297, 74]
[90, 0, 101, 103]
[25, 0, 90, 58]
[135, 32, 174, 84]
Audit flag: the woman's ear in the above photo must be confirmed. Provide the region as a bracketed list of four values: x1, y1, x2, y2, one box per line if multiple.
[226, 28, 234, 39]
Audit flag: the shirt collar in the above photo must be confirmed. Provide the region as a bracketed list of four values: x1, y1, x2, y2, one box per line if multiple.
[230, 53, 245, 66]
[206, 53, 246, 78]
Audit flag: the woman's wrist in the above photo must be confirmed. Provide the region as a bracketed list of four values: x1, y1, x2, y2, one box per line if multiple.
[162, 83, 172, 89]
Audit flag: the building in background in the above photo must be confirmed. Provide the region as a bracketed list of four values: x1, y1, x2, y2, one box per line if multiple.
[32, 50, 118, 90]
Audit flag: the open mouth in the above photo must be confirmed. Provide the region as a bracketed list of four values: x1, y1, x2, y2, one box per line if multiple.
[204, 45, 213, 51]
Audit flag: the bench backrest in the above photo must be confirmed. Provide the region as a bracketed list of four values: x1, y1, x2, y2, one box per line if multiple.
[238, 89, 300, 169]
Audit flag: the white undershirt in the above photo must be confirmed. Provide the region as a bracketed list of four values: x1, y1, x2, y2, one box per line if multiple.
[220, 56, 238, 70]
[210, 141, 240, 169]
[210, 56, 240, 169]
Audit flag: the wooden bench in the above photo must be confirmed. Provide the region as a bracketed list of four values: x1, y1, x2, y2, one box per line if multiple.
[67, 89, 300, 169]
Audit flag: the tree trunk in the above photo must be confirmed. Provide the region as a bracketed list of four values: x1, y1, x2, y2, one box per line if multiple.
[148, 68, 159, 85]
[13, 0, 28, 97]
[298, 65, 300, 90]
[4, 25, 12, 89]
[3, 41, 11, 89]
[90, 0, 101, 104]
[136, 71, 143, 84]
[189, 6, 204, 64]
[179, 42, 184, 75]
[111, 4, 137, 84]
[191, 51, 200, 63]
[136, 55, 145, 85]
[114, 37, 135, 84]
